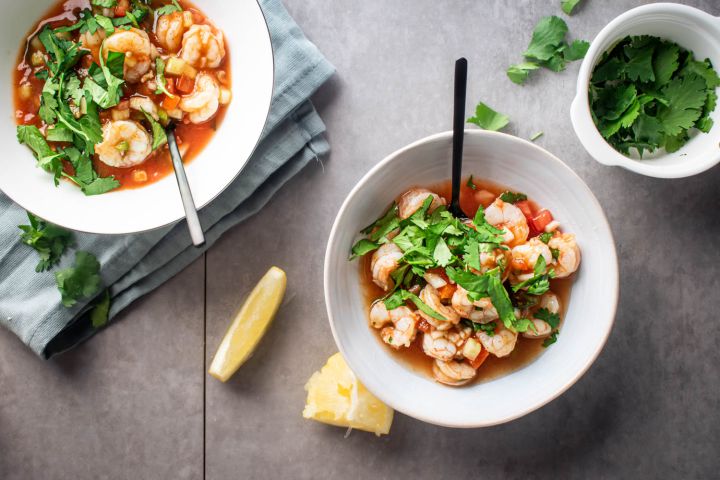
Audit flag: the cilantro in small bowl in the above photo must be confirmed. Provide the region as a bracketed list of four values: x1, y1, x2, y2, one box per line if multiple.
[570, 4, 720, 178]
[589, 35, 719, 156]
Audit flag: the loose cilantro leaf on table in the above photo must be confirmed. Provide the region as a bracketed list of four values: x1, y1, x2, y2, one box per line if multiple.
[467, 102, 510, 131]
[90, 289, 112, 328]
[507, 16, 589, 85]
[561, 0, 582, 15]
[19, 212, 74, 272]
[55, 251, 103, 308]
[530, 131, 544, 141]
[590, 35, 719, 156]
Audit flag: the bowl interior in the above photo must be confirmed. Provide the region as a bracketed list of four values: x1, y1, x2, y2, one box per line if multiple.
[0, 0, 274, 234]
[578, 5, 720, 173]
[325, 131, 618, 427]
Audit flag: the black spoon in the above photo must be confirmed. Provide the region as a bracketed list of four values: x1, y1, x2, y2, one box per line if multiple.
[449, 57, 468, 220]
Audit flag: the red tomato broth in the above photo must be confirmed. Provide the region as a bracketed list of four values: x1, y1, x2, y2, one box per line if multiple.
[13, 0, 231, 191]
[360, 177, 573, 385]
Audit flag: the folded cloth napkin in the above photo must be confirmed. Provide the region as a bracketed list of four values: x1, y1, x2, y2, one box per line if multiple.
[0, 0, 334, 358]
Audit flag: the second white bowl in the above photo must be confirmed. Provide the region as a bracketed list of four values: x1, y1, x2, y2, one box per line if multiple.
[571, 3, 720, 178]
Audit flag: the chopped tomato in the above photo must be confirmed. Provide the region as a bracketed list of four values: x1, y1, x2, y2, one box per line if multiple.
[532, 209, 554, 233]
[437, 283, 457, 301]
[176, 75, 195, 94]
[515, 200, 534, 219]
[417, 319, 432, 333]
[165, 78, 176, 94]
[161, 94, 181, 111]
[470, 349, 490, 370]
[114, 6, 127, 17]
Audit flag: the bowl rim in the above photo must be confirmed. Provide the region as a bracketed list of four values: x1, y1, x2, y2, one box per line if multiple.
[570, 2, 720, 179]
[1, 0, 275, 235]
[324, 129, 620, 427]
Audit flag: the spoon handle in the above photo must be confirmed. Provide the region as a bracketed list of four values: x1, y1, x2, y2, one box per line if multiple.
[451, 57, 468, 216]
[167, 129, 205, 247]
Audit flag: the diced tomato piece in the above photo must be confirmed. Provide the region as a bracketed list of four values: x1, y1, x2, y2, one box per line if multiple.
[437, 283, 457, 301]
[417, 319, 432, 333]
[176, 75, 195, 94]
[161, 94, 181, 111]
[470, 349, 490, 370]
[165, 78, 176, 94]
[114, 6, 127, 17]
[532, 209, 554, 233]
[515, 200, 534, 219]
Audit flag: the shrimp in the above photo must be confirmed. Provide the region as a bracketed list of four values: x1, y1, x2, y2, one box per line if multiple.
[397, 188, 446, 219]
[548, 233, 581, 278]
[129, 96, 159, 121]
[477, 323, 518, 358]
[485, 198, 530, 247]
[155, 11, 189, 53]
[418, 285, 461, 329]
[369, 302, 418, 348]
[180, 24, 226, 69]
[178, 72, 220, 124]
[370, 242, 403, 291]
[510, 237, 552, 273]
[422, 330, 457, 361]
[103, 28, 153, 83]
[95, 120, 151, 168]
[432, 359, 476, 386]
[80, 29, 106, 53]
[523, 291, 560, 339]
[451, 286, 498, 323]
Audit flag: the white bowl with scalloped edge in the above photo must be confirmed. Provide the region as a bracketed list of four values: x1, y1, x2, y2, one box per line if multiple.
[0, 0, 273, 234]
[324, 130, 619, 428]
[571, 3, 720, 178]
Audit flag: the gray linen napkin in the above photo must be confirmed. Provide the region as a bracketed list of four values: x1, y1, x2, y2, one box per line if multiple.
[0, 0, 335, 358]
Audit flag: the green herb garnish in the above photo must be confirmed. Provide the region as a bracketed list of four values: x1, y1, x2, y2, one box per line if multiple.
[499, 191, 527, 203]
[467, 102, 510, 131]
[590, 35, 719, 155]
[561, 0, 582, 15]
[511, 256, 554, 296]
[507, 16, 589, 85]
[55, 251, 103, 308]
[18, 212, 73, 272]
[466, 175, 477, 190]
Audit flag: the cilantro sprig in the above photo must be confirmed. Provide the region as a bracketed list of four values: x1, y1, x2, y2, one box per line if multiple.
[467, 102, 510, 131]
[507, 16, 589, 85]
[19, 212, 74, 272]
[590, 35, 719, 156]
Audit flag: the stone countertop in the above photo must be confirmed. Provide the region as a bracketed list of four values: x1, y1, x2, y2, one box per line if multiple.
[2, 0, 719, 478]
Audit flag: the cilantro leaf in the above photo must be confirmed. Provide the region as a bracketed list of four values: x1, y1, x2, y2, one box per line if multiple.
[432, 237, 452, 267]
[542, 331, 559, 347]
[156, 0, 183, 16]
[90, 289, 112, 328]
[561, 0, 582, 15]
[539, 232, 553, 244]
[530, 131, 543, 141]
[467, 102, 510, 131]
[534, 308, 560, 329]
[564, 39, 589, 61]
[16, 125, 64, 184]
[523, 16, 568, 62]
[623, 39, 656, 83]
[511, 256, 554, 296]
[142, 111, 168, 151]
[657, 73, 708, 136]
[155, 57, 175, 97]
[507, 62, 539, 85]
[499, 191, 527, 203]
[350, 239, 379, 259]
[18, 212, 73, 272]
[653, 43, 680, 86]
[384, 289, 446, 321]
[466, 175, 477, 190]
[55, 251, 102, 308]
[92, 0, 118, 7]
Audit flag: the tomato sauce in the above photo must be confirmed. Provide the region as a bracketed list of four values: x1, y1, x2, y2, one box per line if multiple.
[360, 178, 573, 385]
[13, 0, 231, 191]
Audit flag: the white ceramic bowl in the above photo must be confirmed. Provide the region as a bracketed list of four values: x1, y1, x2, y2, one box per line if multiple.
[325, 130, 619, 427]
[571, 3, 720, 178]
[0, 0, 274, 234]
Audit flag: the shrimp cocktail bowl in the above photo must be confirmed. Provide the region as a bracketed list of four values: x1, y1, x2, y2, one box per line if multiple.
[325, 130, 619, 427]
[1, 0, 274, 234]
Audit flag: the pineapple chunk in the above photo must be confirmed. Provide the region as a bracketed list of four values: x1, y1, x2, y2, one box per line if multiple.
[462, 338, 482, 361]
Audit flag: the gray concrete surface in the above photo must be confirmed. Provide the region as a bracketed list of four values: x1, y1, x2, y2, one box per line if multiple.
[2, 0, 720, 479]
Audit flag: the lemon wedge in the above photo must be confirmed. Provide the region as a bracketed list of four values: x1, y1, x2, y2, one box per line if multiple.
[303, 353, 393, 436]
[208, 266, 287, 382]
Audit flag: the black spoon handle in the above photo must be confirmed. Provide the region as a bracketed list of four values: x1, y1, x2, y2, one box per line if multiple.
[451, 57, 468, 217]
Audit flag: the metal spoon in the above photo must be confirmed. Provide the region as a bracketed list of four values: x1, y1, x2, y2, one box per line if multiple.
[449, 57, 468, 220]
[166, 125, 205, 247]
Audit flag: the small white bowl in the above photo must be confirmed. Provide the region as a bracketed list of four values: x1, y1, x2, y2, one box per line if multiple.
[324, 130, 619, 428]
[571, 3, 720, 178]
[0, 0, 274, 234]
